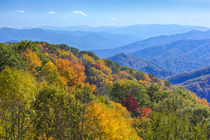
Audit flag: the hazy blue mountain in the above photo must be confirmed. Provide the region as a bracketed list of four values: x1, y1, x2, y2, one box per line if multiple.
[94, 30, 210, 58]
[109, 53, 174, 78]
[42, 24, 209, 40]
[0, 27, 138, 50]
[168, 67, 210, 84]
[1, 24, 209, 51]
[129, 39, 210, 73]
[167, 67, 210, 101]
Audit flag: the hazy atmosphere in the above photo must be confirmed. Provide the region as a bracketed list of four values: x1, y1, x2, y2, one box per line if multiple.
[1, 0, 210, 27]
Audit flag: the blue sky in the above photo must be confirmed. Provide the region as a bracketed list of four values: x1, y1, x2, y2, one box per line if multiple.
[1, 0, 210, 28]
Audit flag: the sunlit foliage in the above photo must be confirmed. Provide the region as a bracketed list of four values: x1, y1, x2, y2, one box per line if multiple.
[83, 101, 141, 140]
[21, 48, 42, 73]
[0, 41, 209, 140]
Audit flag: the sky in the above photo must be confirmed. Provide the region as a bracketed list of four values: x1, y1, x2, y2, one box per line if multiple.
[1, 0, 210, 28]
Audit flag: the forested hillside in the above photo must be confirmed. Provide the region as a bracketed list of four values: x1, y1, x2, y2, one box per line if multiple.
[109, 53, 174, 78]
[0, 41, 209, 140]
[129, 39, 210, 73]
[168, 67, 210, 101]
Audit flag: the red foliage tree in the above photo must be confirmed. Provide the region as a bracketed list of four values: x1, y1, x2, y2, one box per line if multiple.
[123, 96, 141, 115]
[139, 106, 152, 119]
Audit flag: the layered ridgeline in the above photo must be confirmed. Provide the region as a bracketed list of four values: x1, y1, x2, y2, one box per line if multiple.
[109, 53, 174, 78]
[0, 27, 138, 50]
[0, 24, 209, 51]
[41, 24, 208, 37]
[105, 38, 210, 75]
[129, 39, 210, 73]
[94, 30, 210, 58]
[0, 41, 209, 139]
[167, 67, 210, 102]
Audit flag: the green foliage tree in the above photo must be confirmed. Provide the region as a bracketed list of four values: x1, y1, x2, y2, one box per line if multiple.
[33, 83, 82, 139]
[70, 47, 80, 56]
[104, 59, 120, 73]
[0, 67, 37, 139]
[0, 43, 26, 71]
[109, 80, 150, 107]
[134, 111, 209, 140]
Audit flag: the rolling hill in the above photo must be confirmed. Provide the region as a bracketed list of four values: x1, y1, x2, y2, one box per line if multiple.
[167, 67, 210, 101]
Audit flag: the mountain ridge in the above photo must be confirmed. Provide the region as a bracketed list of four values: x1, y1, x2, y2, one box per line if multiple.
[93, 30, 210, 58]
[167, 67, 210, 101]
[0, 27, 139, 50]
[109, 53, 174, 78]
[129, 39, 210, 73]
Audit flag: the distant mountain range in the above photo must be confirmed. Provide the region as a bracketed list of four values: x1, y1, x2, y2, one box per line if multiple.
[94, 29, 210, 74]
[41, 24, 208, 40]
[94, 30, 210, 58]
[167, 67, 210, 101]
[0, 27, 138, 50]
[109, 53, 174, 78]
[0, 24, 209, 51]
[129, 39, 210, 73]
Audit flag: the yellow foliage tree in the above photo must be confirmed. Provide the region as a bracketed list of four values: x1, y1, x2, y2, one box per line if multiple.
[83, 101, 142, 140]
[118, 71, 133, 81]
[89, 67, 113, 88]
[143, 74, 151, 82]
[139, 74, 151, 86]
[42, 61, 63, 84]
[81, 54, 96, 67]
[57, 49, 70, 59]
[191, 92, 209, 107]
[96, 59, 112, 75]
[21, 48, 42, 72]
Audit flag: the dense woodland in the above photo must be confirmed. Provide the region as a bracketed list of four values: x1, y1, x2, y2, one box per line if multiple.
[0, 41, 209, 140]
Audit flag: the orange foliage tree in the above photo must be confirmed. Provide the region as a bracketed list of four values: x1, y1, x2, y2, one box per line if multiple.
[21, 48, 42, 73]
[56, 59, 86, 87]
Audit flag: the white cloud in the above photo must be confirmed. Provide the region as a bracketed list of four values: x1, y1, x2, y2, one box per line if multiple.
[72, 11, 87, 16]
[110, 17, 118, 21]
[49, 11, 56, 15]
[17, 10, 24, 14]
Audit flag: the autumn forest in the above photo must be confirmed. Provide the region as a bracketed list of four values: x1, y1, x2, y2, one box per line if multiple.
[0, 41, 209, 140]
